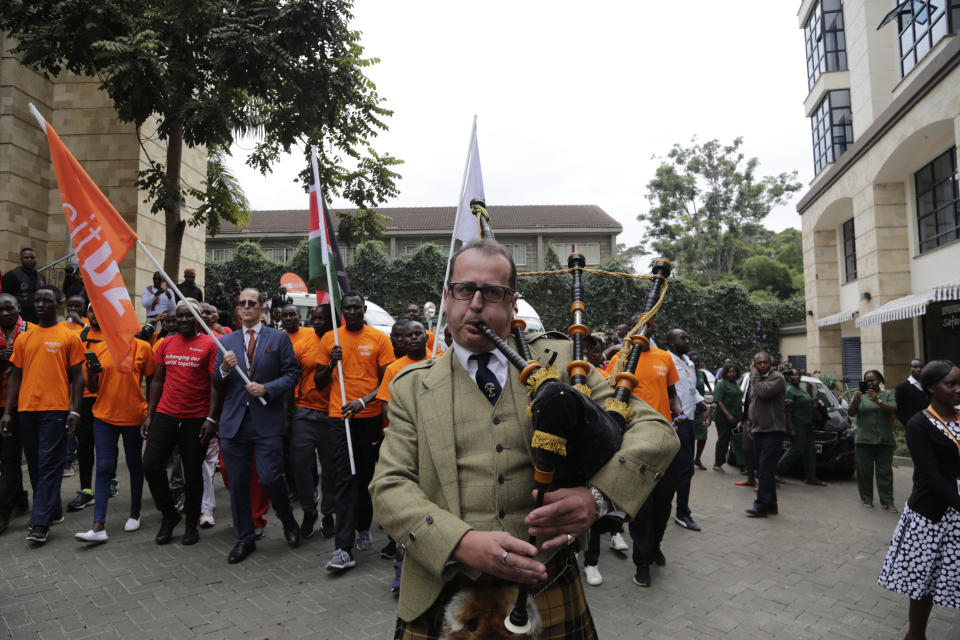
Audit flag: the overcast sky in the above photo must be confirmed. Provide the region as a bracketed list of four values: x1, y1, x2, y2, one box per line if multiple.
[227, 1, 813, 249]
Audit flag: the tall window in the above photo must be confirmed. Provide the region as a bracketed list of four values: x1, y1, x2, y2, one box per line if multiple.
[502, 244, 528, 267]
[811, 90, 854, 175]
[805, 0, 848, 90]
[842, 218, 857, 282]
[572, 243, 601, 265]
[898, 0, 960, 77]
[208, 248, 234, 262]
[916, 147, 960, 253]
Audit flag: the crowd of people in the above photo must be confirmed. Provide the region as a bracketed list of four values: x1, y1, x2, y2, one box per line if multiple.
[1, 241, 958, 638]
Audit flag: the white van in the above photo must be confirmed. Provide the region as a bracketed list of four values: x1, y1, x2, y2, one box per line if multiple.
[515, 298, 544, 332]
[286, 291, 395, 336]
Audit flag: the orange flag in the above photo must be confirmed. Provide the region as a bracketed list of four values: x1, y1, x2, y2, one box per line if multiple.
[30, 105, 140, 372]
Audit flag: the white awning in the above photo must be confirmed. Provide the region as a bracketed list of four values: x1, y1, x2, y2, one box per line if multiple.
[815, 309, 857, 327]
[856, 283, 960, 328]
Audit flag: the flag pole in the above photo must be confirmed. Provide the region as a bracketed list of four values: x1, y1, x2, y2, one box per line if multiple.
[432, 116, 478, 359]
[136, 239, 267, 406]
[311, 146, 356, 476]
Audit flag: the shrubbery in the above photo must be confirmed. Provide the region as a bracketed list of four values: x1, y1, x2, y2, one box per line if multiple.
[206, 240, 804, 367]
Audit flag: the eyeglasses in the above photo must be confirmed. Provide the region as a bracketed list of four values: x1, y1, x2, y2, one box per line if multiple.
[237, 300, 259, 308]
[448, 282, 513, 303]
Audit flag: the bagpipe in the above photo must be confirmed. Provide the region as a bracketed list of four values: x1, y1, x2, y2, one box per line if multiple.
[441, 199, 671, 639]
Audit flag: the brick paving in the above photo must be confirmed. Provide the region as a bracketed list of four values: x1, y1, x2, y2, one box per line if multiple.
[1, 441, 958, 639]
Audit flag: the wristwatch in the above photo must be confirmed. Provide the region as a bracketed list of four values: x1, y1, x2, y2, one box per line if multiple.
[586, 485, 610, 519]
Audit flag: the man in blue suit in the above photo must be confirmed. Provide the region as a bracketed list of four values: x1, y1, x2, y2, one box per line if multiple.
[212, 288, 302, 563]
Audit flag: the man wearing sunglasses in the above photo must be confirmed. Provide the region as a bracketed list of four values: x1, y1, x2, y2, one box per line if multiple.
[371, 238, 678, 638]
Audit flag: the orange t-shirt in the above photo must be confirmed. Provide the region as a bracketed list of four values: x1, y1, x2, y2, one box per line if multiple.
[91, 338, 156, 426]
[605, 347, 678, 421]
[376, 354, 428, 403]
[425, 329, 436, 353]
[318, 326, 394, 418]
[289, 329, 329, 412]
[59, 319, 88, 333]
[10, 323, 84, 412]
[152, 336, 167, 353]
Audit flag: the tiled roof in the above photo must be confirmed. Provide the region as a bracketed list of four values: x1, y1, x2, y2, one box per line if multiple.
[214, 205, 621, 236]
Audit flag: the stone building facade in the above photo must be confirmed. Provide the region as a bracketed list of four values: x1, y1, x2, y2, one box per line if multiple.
[0, 33, 207, 320]
[797, 0, 960, 384]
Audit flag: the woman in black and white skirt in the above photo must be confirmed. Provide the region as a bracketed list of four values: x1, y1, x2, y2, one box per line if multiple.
[878, 360, 960, 640]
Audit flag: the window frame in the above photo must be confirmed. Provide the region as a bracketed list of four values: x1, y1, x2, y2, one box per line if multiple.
[571, 242, 601, 266]
[842, 218, 857, 282]
[811, 89, 854, 175]
[915, 147, 960, 254]
[897, 0, 960, 77]
[804, 0, 848, 91]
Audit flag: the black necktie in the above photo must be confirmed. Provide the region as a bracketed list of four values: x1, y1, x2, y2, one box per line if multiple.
[471, 353, 502, 406]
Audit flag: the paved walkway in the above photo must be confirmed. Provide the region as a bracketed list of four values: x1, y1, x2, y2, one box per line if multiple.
[1, 437, 958, 639]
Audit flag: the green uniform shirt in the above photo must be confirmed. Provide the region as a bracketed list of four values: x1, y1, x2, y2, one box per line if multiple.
[713, 378, 742, 427]
[785, 382, 814, 431]
[853, 389, 896, 445]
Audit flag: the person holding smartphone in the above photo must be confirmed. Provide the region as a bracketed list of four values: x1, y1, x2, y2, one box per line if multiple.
[848, 369, 897, 510]
[74, 306, 156, 542]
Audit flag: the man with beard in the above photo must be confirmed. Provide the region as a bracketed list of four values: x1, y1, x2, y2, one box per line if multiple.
[316, 291, 393, 572]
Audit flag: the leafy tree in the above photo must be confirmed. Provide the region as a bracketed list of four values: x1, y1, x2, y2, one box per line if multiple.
[192, 147, 249, 237]
[637, 137, 802, 284]
[738, 255, 795, 299]
[204, 242, 284, 297]
[2, 0, 401, 275]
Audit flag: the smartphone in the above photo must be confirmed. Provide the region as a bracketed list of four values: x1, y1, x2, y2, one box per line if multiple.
[858, 381, 869, 393]
[84, 352, 102, 372]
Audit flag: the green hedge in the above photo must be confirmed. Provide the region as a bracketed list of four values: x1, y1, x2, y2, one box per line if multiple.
[206, 240, 803, 368]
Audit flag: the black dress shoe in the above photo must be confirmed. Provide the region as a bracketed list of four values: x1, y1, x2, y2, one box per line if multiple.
[228, 540, 256, 564]
[181, 523, 200, 546]
[651, 550, 666, 566]
[155, 511, 182, 545]
[745, 508, 768, 518]
[283, 521, 301, 548]
[254, 526, 264, 540]
[300, 511, 318, 539]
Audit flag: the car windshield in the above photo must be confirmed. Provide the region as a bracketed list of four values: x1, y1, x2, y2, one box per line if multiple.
[800, 380, 839, 408]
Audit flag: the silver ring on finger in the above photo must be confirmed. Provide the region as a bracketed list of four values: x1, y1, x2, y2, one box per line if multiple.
[500, 550, 509, 566]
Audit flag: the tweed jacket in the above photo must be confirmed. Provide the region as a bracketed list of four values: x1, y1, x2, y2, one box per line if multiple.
[369, 333, 679, 622]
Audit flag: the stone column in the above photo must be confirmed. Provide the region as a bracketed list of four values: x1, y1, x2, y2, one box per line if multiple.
[803, 223, 843, 376]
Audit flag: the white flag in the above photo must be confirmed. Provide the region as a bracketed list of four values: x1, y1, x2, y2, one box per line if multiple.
[452, 126, 485, 245]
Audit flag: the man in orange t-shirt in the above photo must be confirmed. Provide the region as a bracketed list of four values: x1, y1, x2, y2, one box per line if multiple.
[1, 287, 84, 544]
[66, 302, 103, 512]
[316, 291, 393, 571]
[0, 293, 30, 533]
[287, 305, 335, 539]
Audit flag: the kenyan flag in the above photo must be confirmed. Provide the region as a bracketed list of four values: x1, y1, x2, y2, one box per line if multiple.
[308, 149, 349, 318]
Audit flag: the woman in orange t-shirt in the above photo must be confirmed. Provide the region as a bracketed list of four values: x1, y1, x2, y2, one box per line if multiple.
[74, 307, 156, 543]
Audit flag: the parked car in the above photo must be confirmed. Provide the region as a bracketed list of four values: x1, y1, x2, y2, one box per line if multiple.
[515, 298, 544, 332]
[734, 373, 855, 476]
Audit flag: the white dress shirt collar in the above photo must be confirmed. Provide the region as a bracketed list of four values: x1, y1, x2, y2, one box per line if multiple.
[908, 375, 922, 391]
[452, 340, 509, 389]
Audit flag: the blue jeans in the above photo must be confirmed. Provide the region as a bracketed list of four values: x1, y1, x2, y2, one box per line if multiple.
[19, 411, 67, 527]
[92, 419, 144, 525]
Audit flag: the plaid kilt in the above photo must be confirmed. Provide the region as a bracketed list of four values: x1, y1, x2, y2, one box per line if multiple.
[394, 549, 597, 640]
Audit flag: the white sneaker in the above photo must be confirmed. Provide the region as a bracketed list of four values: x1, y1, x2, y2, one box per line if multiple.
[610, 532, 629, 552]
[584, 564, 603, 586]
[123, 517, 141, 532]
[75, 529, 108, 542]
[199, 513, 215, 528]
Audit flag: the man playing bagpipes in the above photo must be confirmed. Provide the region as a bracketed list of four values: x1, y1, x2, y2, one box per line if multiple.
[371, 238, 680, 639]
